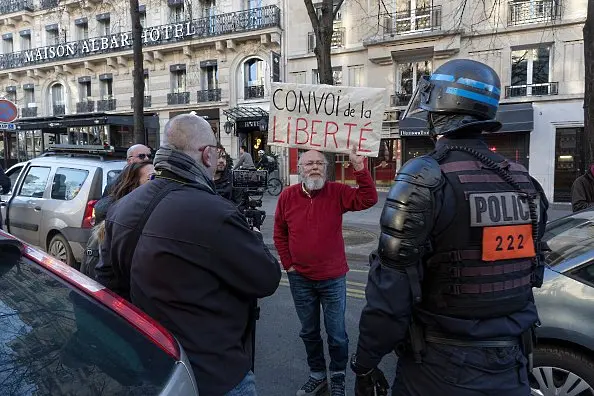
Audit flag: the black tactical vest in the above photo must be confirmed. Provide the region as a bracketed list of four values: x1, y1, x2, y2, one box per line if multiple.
[422, 144, 540, 319]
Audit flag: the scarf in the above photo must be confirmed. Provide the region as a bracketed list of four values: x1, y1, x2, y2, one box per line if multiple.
[153, 145, 216, 194]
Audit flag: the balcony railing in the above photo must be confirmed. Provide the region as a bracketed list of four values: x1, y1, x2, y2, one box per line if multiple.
[97, 98, 116, 111]
[76, 100, 95, 113]
[39, 0, 58, 10]
[307, 27, 345, 52]
[197, 89, 221, 102]
[0, 0, 33, 14]
[381, 6, 442, 36]
[245, 85, 265, 100]
[504, 82, 559, 98]
[131, 95, 152, 108]
[508, 0, 560, 26]
[168, 92, 190, 105]
[21, 107, 36, 117]
[391, 92, 412, 107]
[0, 6, 281, 71]
[53, 104, 65, 116]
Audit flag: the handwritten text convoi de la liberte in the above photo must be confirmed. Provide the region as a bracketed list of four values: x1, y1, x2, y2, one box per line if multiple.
[270, 87, 376, 152]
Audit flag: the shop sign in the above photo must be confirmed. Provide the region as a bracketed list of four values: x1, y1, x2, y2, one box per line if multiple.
[23, 21, 198, 63]
[400, 129, 431, 137]
[268, 82, 386, 157]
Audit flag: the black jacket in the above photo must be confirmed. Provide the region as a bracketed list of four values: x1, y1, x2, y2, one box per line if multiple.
[214, 169, 242, 204]
[97, 174, 281, 396]
[571, 170, 594, 212]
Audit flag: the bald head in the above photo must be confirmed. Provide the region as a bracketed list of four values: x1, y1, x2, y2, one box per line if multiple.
[299, 150, 326, 166]
[162, 113, 218, 176]
[163, 114, 216, 154]
[126, 144, 151, 164]
[298, 150, 328, 192]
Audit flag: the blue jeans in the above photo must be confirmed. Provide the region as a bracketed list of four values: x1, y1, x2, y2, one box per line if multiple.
[226, 371, 257, 396]
[287, 272, 349, 374]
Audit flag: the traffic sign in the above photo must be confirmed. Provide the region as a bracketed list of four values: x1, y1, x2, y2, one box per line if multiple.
[0, 122, 16, 130]
[0, 99, 17, 123]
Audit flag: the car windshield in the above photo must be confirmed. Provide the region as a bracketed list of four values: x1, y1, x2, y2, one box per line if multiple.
[0, 253, 176, 395]
[542, 209, 594, 267]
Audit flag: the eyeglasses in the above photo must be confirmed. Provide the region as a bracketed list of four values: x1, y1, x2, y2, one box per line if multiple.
[301, 161, 327, 168]
[128, 153, 152, 161]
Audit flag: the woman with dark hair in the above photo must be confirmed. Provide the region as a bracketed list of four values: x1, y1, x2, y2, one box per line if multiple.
[80, 162, 154, 279]
[110, 162, 155, 201]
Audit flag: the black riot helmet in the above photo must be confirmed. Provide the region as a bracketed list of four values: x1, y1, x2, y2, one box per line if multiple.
[401, 59, 502, 136]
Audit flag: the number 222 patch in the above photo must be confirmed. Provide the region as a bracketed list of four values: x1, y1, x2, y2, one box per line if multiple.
[482, 224, 536, 261]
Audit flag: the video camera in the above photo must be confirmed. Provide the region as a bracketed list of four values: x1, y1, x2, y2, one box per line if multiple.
[232, 169, 268, 229]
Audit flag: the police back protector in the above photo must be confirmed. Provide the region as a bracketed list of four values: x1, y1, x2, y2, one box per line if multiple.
[423, 145, 540, 319]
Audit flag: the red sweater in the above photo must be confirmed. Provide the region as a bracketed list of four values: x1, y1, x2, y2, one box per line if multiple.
[273, 169, 378, 281]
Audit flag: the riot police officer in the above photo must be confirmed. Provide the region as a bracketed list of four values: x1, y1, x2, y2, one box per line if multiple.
[349, 59, 549, 395]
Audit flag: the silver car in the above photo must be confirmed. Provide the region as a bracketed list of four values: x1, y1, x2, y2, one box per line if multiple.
[0, 149, 126, 267]
[532, 208, 594, 395]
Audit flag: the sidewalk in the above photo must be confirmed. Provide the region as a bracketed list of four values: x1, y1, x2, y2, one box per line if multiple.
[259, 191, 572, 262]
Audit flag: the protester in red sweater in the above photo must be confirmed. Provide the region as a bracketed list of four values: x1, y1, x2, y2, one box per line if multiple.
[274, 148, 378, 396]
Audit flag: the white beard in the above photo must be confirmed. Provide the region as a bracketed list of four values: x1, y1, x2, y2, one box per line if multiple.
[303, 176, 326, 191]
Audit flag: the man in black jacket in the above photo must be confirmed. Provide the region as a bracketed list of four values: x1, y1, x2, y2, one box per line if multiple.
[571, 166, 594, 212]
[214, 153, 242, 204]
[97, 114, 281, 396]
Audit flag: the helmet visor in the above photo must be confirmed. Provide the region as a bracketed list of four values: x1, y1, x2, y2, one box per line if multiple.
[401, 75, 431, 121]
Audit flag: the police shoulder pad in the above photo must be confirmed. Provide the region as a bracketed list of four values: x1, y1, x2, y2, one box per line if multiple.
[395, 155, 442, 188]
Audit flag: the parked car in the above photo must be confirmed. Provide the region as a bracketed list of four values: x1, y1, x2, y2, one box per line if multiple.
[0, 230, 198, 395]
[532, 208, 594, 395]
[0, 145, 126, 267]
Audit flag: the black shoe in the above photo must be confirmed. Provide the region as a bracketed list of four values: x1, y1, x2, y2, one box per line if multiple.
[296, 376, 328, 396]
[330, 373, 346, 396]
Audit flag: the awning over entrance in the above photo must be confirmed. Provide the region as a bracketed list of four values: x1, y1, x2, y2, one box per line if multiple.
[14, 112, 160, 131]
[223, 106, 268, 122]
[496, 103, 533, 133]
[398, 103, 534, 137]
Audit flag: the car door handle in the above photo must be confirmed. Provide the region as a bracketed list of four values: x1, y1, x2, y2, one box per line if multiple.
[34, 206, 41, 211]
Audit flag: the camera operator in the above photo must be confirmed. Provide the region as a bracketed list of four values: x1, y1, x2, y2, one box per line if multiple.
[214, 147, 242, 205]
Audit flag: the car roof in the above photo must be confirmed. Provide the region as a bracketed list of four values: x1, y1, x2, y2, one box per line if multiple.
[543, 208, 594, 273]
[19, 155, 127, 168]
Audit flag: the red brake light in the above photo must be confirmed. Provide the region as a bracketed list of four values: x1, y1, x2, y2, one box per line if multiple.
[82, 199, 98, 228]
[22, 244, 181, 361]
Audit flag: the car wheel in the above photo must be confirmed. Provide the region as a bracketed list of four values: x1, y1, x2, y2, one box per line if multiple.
[531, 346, 594, 396]
[48, 233, 77, 269]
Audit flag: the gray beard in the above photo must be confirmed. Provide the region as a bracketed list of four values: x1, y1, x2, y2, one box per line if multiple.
[303, 177, 326, 191]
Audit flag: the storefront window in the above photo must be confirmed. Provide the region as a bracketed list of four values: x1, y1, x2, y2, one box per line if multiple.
[554, 127, 586, 203]
[370, 139, 401, 187]
[110, 125, 134, 148]
[64, 126, 105, 146]
[483, 133, 529, 169]
[402, 136, 434, 163]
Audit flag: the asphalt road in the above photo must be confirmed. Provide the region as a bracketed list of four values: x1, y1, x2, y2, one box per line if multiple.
[254, 257, 398, 396]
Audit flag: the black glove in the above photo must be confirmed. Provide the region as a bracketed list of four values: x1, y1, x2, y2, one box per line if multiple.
[351, 354, 389, 396]
[354, 368, 389, 396]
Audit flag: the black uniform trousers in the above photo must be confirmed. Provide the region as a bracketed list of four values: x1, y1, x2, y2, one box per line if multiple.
[392, 343, 530, 396]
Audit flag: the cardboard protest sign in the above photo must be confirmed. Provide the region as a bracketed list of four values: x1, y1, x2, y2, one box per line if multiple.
[267, 83, 386, 157]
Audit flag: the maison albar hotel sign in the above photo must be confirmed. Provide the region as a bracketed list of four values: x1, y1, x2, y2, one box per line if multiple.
[23, 21, 198, 63]
[6, 5, 280, 68]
